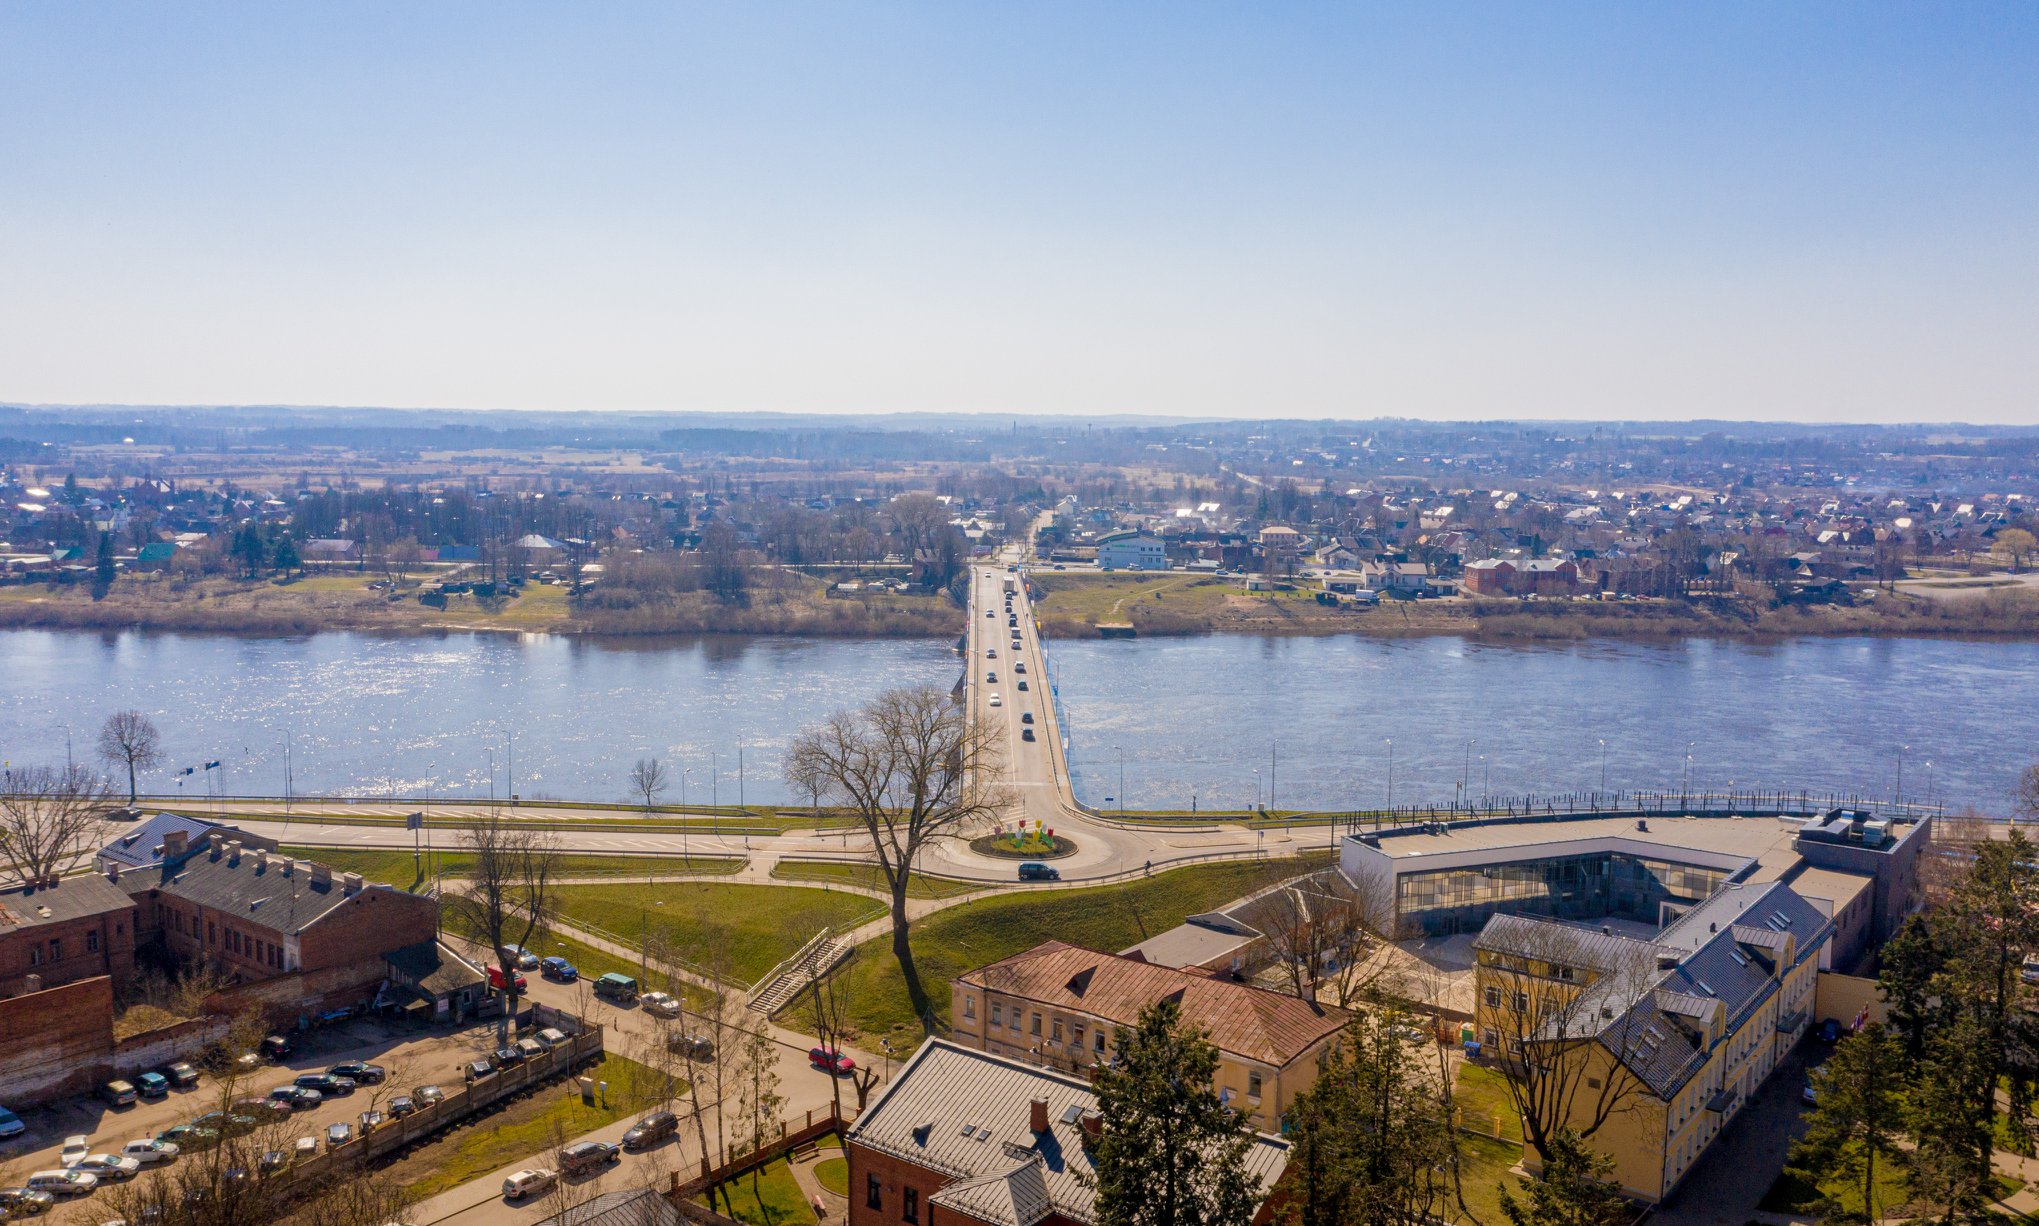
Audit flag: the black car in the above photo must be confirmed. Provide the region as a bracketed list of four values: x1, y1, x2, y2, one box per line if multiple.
[463, 1060, 496, 1083]
[294, 1073, 357, 1096]
[492, 1046, 526, 1068]
[622, 1111, 678, 1150]
[387, 1095, 417, 1118]
[162, 1062, 201, 1089]
[328, 1062, 386, 1085]
[559, 1140, 620, 1175]
[260, 1034, 294, 1061]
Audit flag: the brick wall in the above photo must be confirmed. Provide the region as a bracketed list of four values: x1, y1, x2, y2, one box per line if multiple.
[297, 888, 437, 973]
[0, 902, 137, 999]
[847, 1139, 959, 1226]
[114, 1014, 231, 1077]
[203, 960, 390, 1028]
[0, 976, 115, 1105]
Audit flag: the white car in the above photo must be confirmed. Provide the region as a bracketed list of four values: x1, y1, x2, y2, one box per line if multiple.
[75, 1153, 142, 1181]
[60, 1136, 90, 1167]
[503, 1168, 558, 1200]
[988, 693, 1002, 707]
[0, 1106, 23, 1139]
[640, 991, 683, 1018]
[25, 1169, 96, 1196]
[123, 1138, 179, 1165]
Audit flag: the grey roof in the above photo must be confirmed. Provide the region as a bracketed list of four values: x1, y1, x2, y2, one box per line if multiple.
[534, 1188, 678, 1226]
[1473, 913, 1658, 972]
[385, 940, 485, 996]
[849, 1040, 1288, 1226]
[0, 873, 135, 931]
[1122, 922, 1257, 970]
[123, 849, 365, 935]
[98, 812, 234, 870]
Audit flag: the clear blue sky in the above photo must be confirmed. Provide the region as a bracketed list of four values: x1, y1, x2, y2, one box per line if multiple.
[2, 3, 2033, 422]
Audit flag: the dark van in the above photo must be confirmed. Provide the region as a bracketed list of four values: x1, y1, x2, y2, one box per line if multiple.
[593, 972, 640, 1002]
[1017, 862, 1060, 881]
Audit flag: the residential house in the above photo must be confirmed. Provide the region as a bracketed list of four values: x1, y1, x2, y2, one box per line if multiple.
[950, 941, 1347, 1133]
[382, 940, 488, 1025]
[847, 1039, 1291, 1226]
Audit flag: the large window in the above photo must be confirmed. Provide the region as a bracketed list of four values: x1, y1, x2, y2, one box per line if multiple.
[1399, 852, 1730, 936]
[867, 1175, 882, 1211]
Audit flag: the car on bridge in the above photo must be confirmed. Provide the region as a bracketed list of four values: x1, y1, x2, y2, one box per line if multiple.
[988, 694, 1002, 707]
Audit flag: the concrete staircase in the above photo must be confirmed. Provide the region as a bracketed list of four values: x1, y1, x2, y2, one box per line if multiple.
[746, 929, 853, 1016]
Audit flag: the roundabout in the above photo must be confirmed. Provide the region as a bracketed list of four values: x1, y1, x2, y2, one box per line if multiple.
[969, 830, 1078, 859]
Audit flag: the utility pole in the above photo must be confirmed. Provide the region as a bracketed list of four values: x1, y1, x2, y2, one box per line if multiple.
[1269, 743, 1276, 812]
[1385, 738, 1394, 810]
[1599, 739, 1607, 793]
[1895, 744, 1908, 803]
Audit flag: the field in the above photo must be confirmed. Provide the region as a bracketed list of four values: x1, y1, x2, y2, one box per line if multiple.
[801, 853, 1330, 1045]
[550, 882, 885, 986]
[706, 1156, 809, 1226]
[769, 861, 980, 899]
[282, 846, 747, 893]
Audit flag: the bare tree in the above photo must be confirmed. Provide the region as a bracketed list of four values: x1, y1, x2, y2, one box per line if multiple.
[2020, 765, 2039, 822]
[1476, 918, 1658, 1167]
[809, 960, 883, 1112]
[1256, 871, 1397, 1009]
[0, 762, 116, 885]
[684, 930, 743, 1215]
[97, 709, 164, 804]
[442, 809, 559, 1035]
[628, 757, 675, 860]
[784, 684, 1009, 1025]
[733, 1021, 785, 1207]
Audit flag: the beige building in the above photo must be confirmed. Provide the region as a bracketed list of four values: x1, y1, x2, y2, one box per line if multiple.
[951, 941, 1347, 1133]
[1472, 880, 1829, 1203]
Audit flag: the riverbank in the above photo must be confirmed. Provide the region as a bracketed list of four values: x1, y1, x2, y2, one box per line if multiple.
[0, 572, 963, 638]
[1028, 572, 2039, 641]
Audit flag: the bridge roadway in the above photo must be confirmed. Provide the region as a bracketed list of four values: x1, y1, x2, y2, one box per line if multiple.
[188, 549, 1343, 885]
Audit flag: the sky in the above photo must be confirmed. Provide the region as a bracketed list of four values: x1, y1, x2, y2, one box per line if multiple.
[1, 3, 2034, 423]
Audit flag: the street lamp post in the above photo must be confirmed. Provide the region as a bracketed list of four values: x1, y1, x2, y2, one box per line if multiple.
[1114, 746, 1125, 816]
[1385, 738, 1394, 812]
[1598, 739, 1607, 794]
[1895, 744, 1908, 803]
[1461, 739, 1475, 812]
[1253, 768, 1262, 812]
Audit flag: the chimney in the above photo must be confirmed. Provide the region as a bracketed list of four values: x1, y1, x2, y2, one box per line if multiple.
[342, 872, 364, 896]
[226, 840, 242, 866]
[1029, 1098, 1050, 1134]
[209, 839, 222, 861]
[24, 973, 42, 995]
[106, 862, 121, 883]
[311, 863, 333, 890]
[281, 859, 296, 878]
[163, 830, 188, 858]
[1079, 1112, 1103, 1145]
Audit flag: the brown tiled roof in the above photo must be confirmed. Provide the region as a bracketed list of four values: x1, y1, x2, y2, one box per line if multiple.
[958, 941, 1347, 1068]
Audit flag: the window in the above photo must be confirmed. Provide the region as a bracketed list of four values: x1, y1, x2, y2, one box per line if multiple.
[1484, 987, 1502, 1009]
[866, 1175, 882, 1211]
[1072, 1025, 1085, 1049]
[1094, 1031, 1106, 1053]
[990, 1002, 1003, 1027]
[1247, 1072, 1263, 1101]
[963, 995, 976, 1020]
[1513, 992, 1528, 1013]
[87, 930, 100, 954]
[207, 921, 216, 944]
[1030, 1013, 1042, 1037]
[903, 1187, 919, 1224]
[1052, 1020, 1064, 1043]
[27, 946, 40, 967]
[48, 939, 61, 961]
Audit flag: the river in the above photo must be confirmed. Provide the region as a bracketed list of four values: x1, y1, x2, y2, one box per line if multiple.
[2, 628, 2032, 814]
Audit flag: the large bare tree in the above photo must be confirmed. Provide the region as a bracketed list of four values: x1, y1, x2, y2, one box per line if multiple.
[1255, 871, 1397, 1009]
[784, 684, 1009, 1025]
[0, 762, 116, 885]
[97, 709, 164, 804]
[443, 809, 559, 1033]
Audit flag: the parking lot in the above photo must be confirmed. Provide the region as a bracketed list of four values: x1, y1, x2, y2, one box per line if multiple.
[0, 1009, 533, 1197]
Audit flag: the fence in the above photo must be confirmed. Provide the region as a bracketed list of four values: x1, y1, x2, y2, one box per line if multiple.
[1337, 790, 1945, 839]
[671, 1104, 853, 1210]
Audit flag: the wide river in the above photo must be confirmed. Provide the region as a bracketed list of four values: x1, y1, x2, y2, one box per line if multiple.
[1, 628, 2032, 813]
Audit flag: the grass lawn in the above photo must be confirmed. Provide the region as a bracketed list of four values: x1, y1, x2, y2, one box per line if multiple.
[770, 861, 979, 899]
[395, 1052, 673, 1201]
[706, 1156, 813, 1226]
[523, 930, 717, 1011]
[1452, 1134, 1529, 1225]
[1454, 1063, 1524, 1144]
[552, 882, 884, 986]
[801, 853, 1330, 1045]
[814, 1156, 848, 1196]
[1028, 572, 1232, 622]
[282, 846, 745, 893]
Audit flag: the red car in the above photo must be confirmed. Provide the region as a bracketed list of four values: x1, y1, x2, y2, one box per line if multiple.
[808, 1046, 855, 1075]
[487, 965, 528, 992]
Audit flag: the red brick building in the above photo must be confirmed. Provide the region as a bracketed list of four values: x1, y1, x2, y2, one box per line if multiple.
[0, 874, 138, 999]
[1464, 557, 1578, 597]
[120, 837, 438, 988]
[847, 1040, 1290, 1226]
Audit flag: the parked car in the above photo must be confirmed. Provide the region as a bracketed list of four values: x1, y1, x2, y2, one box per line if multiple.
[357, 1110, 385, 1134]
[157, 1124, 217, 1151]
[259, 1034, 294, 1061]
[73, 1154, 141, 1182]
[499, 944, 541, 971]
[325, 1122, 353, 1148]
[195, 1111, 260, 1137]
[237, 1096, 292, 1120]
[414, 1084, 445, 1106]
[1017, 862, 1060, 881]
[639, 990, 683, 1018]
[0, 1186, 55, 1216]
[292, 1136, 320, 1161]
[295, 1074, 356, 1096]
[257, 1150, 290, 1176]
[559, 1140, 619, 1175]
[493, 1046, 526, 1068]
[1818, 1018, 1843, 1043]
[667, 1032, 715, 1061]
[386, 1095, 416, 1119]
[328, 1062, 386, 1085]
[515, 1038, 547, 1061]
[534, 1028, 570, 1049]
[502, 1168, 557, 1201]
[59, 1138, 89, 1168]
[486, 965, 528, 993]
[0, 1107, 24, 1139]
[808, 1046, 856, 1075]
[22, 1171, 94, 1197]
[162, 1062, 200, 1089]
[622, 1111, 678, 1150]
[134, 1072, 171, 1099]
[463, 1060, 495, 1083]
[100, 1079, 138, 1107]
[592, 972, 639, 1002]
[539, 956, 579, 982]
[270, 1086, 322, 1109]
[121, 1138, 179, 1166]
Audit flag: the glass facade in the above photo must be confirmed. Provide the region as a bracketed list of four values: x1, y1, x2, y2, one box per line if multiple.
[1397, 852, 1731, 936]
